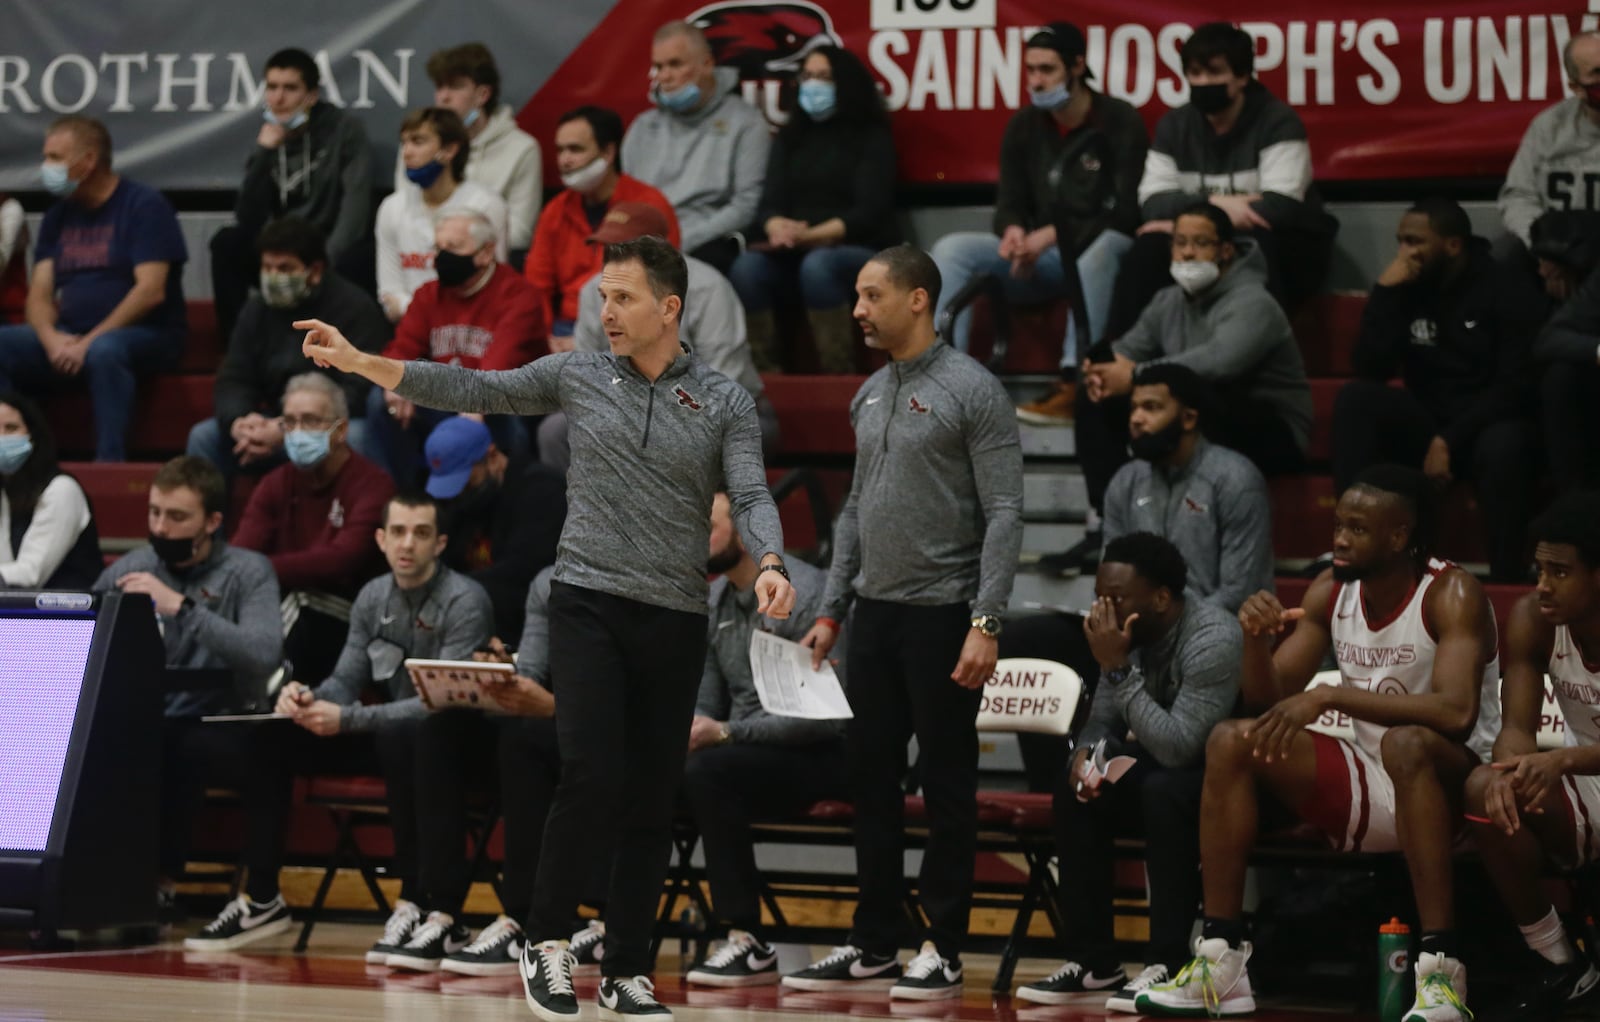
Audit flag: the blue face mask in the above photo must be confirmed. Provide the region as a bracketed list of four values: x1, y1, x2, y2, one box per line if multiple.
[797, 80, 837, 121]
[405, 160, 447, 189]
[0, 434, 32, 475]
[462, 107, 481, 128]
[261, 107, 308, 131]
[1031, 82, 1071, 110]
[656, 81, 702, 113]
[39, 161, 76, 197]
[284, 427, 332, 469]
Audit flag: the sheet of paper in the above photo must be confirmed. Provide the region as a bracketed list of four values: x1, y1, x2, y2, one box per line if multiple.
[200, 712, 290, 723]
[748, 630, 853, 720]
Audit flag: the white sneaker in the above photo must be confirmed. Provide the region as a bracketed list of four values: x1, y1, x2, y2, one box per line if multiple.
[1134, 937, 1256, 1017]
[569, 918, 606, 972]
[1402, 952, 1471, 1022]
[889, 941, 964, 1000]
[365, 899, 422, 964]
[1106, 963, 1171, 1013]
[685, 929, 779, 987]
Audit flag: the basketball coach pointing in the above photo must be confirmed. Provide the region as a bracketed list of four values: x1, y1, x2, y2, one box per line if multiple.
[299, 235, 794, 1022]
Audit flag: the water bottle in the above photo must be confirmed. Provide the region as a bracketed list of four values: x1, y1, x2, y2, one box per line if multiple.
[1378, 918, 1412, 1022]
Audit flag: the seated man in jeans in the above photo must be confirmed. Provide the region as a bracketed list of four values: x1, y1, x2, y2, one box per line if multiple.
[0, 116, 187, 460]
[1014, 533, 1240, 1013]
[930, 22, 1145, 423]
[181, 492, 492, 957]
[683, 493, 849, 987]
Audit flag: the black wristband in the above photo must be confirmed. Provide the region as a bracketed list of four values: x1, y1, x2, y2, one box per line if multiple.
[759, 561, 789, 581]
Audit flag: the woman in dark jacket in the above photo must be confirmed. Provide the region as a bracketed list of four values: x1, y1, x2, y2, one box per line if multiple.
[0, 392, 101, 589]
[728, 45, 899, 373]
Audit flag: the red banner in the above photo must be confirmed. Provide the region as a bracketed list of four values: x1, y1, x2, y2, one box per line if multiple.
[520, 0, 1597, 187]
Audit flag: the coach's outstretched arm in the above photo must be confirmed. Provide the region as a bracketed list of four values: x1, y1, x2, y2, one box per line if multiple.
[298, 318, 563, 417]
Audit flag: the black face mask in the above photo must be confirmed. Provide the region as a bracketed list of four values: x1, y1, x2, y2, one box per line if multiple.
[1129, 416, 1187, 462]
[434, 249, 480, 288]
[1189, 83, 1233, 115]
[149, 532, 198, 570]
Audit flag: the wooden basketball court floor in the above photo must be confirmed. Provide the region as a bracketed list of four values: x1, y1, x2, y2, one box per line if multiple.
[0, 922, 1376, 1022]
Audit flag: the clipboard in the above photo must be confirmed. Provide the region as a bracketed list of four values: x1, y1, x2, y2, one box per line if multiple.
[404, 658, 514, 713]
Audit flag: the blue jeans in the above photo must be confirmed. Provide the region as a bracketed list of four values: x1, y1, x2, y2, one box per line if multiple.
[0, 322, 183, 460]
[929, 230, 1132, 367]
[187, 415, 375, 479]
[363, 386, 527, 489]
[728, 245, 878, 312]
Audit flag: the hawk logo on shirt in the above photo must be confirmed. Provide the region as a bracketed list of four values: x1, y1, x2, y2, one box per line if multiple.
[675, 386, 703, 411]
[908, 394, 931, 414]
[1183, 496, 1209, 515]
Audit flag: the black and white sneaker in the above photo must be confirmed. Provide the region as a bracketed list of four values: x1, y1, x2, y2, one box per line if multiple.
[782, 944, 901, 991]
[569, 919, 606, 972]
[1106, 963, 1171, 1013]
[890, 941, 963, 1000]
[385, 910, 471, 972]
[1015, 960, 1127, 1004]
[365, 899, 422, 964]
[1507, 956, 1600, 1021]
[686, 929, 779, 987]
[598, 975, 673, 1019]
[521, 939, 579, 1021]
[442, 915, 526, 977]
[183, 893, 292, 952]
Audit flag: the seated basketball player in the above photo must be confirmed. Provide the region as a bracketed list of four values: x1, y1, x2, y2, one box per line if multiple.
[1464, 491, 1600, 1020]
[1137, 465, 1500, 1021]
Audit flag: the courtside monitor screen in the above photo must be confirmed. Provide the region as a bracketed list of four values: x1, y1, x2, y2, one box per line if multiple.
[0, 598, 97, 853]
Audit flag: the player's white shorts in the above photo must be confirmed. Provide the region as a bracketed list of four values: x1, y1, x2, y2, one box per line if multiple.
[1558, 773, 1600, 865]
[1301, 733, 1400, 853]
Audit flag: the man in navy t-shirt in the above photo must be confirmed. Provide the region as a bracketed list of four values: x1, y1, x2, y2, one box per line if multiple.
[0, 115, 187, 460]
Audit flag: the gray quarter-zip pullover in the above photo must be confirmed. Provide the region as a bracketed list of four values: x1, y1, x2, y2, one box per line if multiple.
[394, 349, 783, 615]
[821, 342, 1024, 620]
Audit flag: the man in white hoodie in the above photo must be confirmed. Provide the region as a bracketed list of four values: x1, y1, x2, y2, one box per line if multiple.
[395, 44, 543, 255]
[622, 21, 770, 275]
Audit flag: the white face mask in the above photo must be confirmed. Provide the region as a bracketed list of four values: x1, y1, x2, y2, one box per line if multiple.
[560, 155, 609, 194]
[1170, 259, 1221, 295]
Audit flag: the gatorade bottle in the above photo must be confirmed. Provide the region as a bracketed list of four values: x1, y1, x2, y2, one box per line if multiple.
[1378, 918, 1413, 1022]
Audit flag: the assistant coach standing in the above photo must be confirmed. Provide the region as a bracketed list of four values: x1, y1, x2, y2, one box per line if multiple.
[785, 245, 1024, 1001]
[298, 235, 794, 1022]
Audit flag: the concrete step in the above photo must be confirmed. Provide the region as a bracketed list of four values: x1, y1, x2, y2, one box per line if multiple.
[1022, 464, 1087, 519]
[1019, 420, 1075, 458]
[1020, 520, 1086, 556]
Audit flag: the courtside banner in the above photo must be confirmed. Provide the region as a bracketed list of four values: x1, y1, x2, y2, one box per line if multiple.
[0, 0, 1593, 189]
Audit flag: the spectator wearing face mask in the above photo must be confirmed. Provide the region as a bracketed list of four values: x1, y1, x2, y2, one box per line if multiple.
[0, 391, 101, 590]
[396, 44, 543, 254]
[1046, 204, 1308, 578]
[524, 106, 679, 352]
[376, 108, 509, 322]
[189, 217, 390, 479]
[211, 48, 373, 341]
[728, 45, 901, 373]
[622, 20, 770, 274]
[369, 210, 543, 487]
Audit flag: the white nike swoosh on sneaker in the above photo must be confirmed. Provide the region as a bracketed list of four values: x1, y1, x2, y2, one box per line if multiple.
[599, 988, 619, 1010]
[747, 952, 777, 970]
[1084, 973, 1124, 990]
[850, 959, 896, 978]
[237, 907, 280, 930]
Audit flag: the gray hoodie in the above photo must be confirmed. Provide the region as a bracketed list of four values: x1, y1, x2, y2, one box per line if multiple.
[622, 68, 771, 252]
[1112, 239, 1312, 455]
[822, 342, 1024, 620]
[393, 351, 783, 615]
[1498, 96, 1600, 248]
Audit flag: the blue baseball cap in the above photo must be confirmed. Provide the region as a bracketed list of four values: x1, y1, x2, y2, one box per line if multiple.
[424, 415, 492, 499]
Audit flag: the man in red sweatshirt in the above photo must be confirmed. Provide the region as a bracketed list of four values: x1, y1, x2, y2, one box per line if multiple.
[368, 209, 545, 486]
[233, 371, 395, 680]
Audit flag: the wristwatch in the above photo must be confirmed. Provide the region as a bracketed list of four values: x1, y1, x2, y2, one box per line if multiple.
[759, 561, 789, 581]
[718, 723, 733, 745]
[970, 614, 1003, 638]
[1104, 664, 1133, 685]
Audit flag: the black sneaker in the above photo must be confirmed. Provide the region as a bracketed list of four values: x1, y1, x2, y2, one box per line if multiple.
[1037, 531, 1102, 579]
[569, 919, 606, 972]
[686, 929, 779, 987]
[782, 944, 901, 991]
[365, 900, 422, 964]
[442, 915, 526, 977]
[1105, 963, 1170, 1013]
[1015, 959, 1128, 1004]
[1507, 956, 1600, 1021]
[889, 941, 963, 1001]
[386, 910, 471, 972]
[521, 939, 580, 1021]
[183, 894, 293, 952]
[598, 975, 673, 1019]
